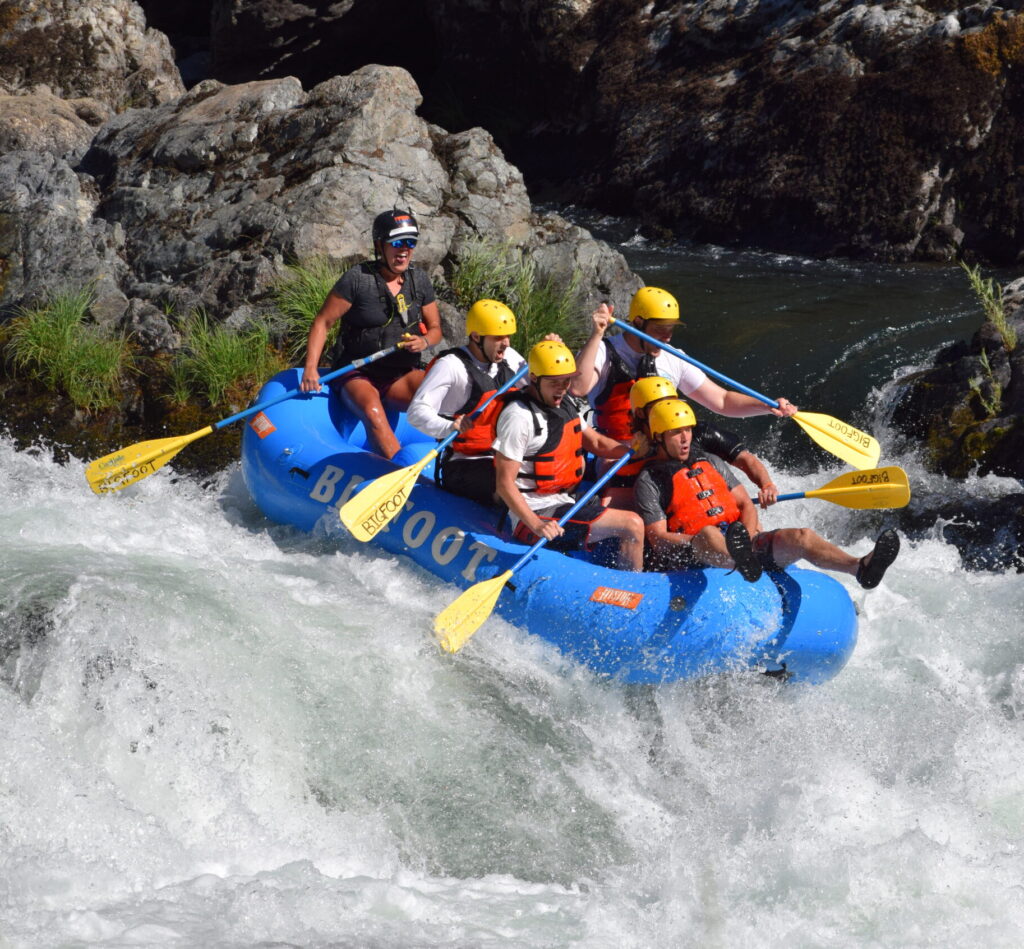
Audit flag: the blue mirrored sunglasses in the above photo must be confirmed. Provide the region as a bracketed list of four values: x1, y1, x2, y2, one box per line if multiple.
[387, 238, 417, 249]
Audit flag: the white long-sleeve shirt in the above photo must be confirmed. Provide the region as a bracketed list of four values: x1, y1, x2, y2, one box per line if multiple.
[406, 345, 527, 441]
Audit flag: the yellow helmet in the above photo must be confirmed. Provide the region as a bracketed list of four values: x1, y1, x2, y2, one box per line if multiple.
[528, 340, 576, 377]
[629, 286, 680, 323]
[629, 376, 678, 411]
[466, 299, 517, 337]
[648, 399, 697, 436]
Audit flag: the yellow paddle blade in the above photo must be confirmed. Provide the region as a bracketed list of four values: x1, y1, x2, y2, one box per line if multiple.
[339, 450, 438, 541]
[792, 411, 881, 470]
[434, 569, 515, 653]
[805, 465, 910, 509]
[85, 427, 215, 494]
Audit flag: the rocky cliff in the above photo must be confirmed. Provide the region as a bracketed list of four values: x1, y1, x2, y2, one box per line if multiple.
[157, 0, 1024, 266]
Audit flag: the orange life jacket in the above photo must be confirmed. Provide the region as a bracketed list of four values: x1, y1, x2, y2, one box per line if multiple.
[504, 392, 585, 495]
[646, 457, 741, 535]
[433, 348, 520, 456]
[592, 340, 657, 441]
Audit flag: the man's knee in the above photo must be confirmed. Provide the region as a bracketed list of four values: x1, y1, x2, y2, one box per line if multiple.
[790, 527, 818, 549]
[614, 511, 645, 542]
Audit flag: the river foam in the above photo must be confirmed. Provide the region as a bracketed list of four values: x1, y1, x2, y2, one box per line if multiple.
[1, 433, 1022, 947]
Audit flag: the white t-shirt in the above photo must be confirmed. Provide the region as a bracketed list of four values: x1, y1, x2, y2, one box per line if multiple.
[407, 345, 526, 444]
[588, 333, 707, 408]
[492, 399, 589, 514]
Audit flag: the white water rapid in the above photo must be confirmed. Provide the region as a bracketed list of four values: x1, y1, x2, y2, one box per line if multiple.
[2, 429, 1022, 947]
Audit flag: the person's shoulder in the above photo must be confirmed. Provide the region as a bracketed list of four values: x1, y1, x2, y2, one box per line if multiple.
[658, 347, 704, 380]
[424, 349, 467, 378]
[407, 264, 437, 294]
[342, 260, 376, 278]
[633, 464, 656, 487]
[505, 346, 527, 369]
[500, 396, 532, 419]
[336, 260, 376, 290]
[607, 333, 630, 356]
[495, 399, 533, 441]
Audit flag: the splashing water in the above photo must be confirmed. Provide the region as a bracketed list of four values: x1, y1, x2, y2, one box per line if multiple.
[1, 425, 1022, 947]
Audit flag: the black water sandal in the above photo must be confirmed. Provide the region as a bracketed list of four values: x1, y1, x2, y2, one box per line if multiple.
[726, 522, 763, 583]
[856, 529, 900, 589]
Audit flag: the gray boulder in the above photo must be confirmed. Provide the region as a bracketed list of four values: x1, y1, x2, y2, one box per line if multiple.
[0, 0, 184, 110]
[0, 150, 128, 323]
[1, 60, 638, 360]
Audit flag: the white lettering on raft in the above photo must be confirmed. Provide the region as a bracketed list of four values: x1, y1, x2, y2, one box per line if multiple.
[307, 465, 498, 581]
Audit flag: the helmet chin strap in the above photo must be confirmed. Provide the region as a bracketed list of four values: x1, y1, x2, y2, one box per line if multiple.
[467, 334, 488, 362]
[376, 246, 405, 282]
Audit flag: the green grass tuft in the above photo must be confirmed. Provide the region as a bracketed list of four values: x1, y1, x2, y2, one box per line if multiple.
[170, 311, 286, 409]
[5, 286, 133, 411]
[961, 260, 1017, 351]
[273, 257, 342, 359]
[449, 237, 586, 353]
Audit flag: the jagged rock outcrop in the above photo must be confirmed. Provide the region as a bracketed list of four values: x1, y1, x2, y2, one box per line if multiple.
[192, 0, 1024, 265]
[0, 0, 184, 109]
[433, 1, 1024, 264]
[2, 61, 640, 339]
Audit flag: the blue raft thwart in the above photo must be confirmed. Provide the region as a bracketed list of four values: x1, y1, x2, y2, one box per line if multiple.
[241, 369, 858, 684]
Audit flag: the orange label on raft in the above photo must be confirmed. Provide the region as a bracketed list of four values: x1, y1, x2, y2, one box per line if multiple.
[250, 412, 277, 439]
[590, 587, 643, 610]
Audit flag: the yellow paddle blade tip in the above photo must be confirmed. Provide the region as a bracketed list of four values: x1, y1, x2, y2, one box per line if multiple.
[434, 570, 514, 653]
[792, 411, 881, 470]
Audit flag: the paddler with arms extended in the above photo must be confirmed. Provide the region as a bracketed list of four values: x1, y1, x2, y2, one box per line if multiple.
[635, 399, 901, 587]
[492, 340, 646, 571]
[570, 287, 798, 445]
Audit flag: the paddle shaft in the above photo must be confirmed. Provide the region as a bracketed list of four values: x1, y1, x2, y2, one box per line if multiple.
[508, 450, 634, 574]
[210, 345, 399, 432]
[611, 318, 779, 410]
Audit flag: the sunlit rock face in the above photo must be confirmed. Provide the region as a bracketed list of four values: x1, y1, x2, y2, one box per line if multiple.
[186, 1, 1024, 265]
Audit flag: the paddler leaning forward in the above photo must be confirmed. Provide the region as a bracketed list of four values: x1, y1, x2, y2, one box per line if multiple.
[492, 341, 646, 571]
[406, 299, 525, 506]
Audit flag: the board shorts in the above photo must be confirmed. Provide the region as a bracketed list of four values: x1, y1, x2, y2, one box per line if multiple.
[512, 498, 608, 551]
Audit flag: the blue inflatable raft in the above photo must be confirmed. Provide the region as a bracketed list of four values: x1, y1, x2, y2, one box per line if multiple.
[241, 369, 858, 684]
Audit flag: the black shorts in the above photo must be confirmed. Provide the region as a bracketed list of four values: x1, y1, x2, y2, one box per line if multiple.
[438, 455, 498, 506]
[643, 544, 702, 572]
[329, 361, 423, 399]
[512, 498, 607, 551]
